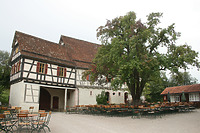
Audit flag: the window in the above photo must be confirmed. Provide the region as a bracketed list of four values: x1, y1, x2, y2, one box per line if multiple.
[15, 46, 19, 54]
[11, 64, 15, 75]
[15, 60, 21, 73]
[57, 67, 66, 77]
[39, 63, 45, 73]
[90, 91, 92, 96]
[170, 95, 180, 102]
[118, 92, 121, 96]
[36, 62, 48, 74]
[12, 46, 19, 56]
[11, 60, 21, 75]
[189, 93, 200, 102]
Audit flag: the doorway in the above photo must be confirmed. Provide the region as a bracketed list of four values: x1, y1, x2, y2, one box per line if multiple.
[39, 88, 51, 110]
[105, 92, 110, 104]
[53, 96, 59, 110]
[124, 92, 128, 104]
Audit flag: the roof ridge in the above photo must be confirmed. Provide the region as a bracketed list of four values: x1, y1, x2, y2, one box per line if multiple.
[16, 31, 60, 46]
[61, 35, 100, 46]
[167, 84, 197, 88]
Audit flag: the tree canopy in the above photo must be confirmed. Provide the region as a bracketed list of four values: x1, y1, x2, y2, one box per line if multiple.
[83, 11, 199, 105]
[168, 71, 198, 87]
[0, 50, 10, 104]
[0, 50, 10, 88]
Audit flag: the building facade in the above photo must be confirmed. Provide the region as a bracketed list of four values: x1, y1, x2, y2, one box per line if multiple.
[161, 84, 200, 103]
[9, 31, 130, 112]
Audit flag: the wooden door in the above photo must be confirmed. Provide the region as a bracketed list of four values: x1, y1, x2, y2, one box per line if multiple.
[124, 92, 128, 104]
[53, 96, 59, 109]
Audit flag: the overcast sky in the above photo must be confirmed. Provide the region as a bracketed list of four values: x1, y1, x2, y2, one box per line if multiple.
[1, 0, 200, 82]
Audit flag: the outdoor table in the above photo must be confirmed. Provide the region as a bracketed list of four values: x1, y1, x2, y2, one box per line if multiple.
[28, 114, 38, 117]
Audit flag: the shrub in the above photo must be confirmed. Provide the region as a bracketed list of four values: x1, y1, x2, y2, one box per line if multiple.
[96, 91, 108, 105]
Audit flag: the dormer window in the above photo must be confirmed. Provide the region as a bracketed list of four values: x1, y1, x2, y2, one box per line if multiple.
[15, 47, 19, 54]
[13, 46, 19, 56]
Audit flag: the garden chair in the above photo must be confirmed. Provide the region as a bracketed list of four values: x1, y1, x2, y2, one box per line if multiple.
[3, 110, 18, 129]
[17, 113, 31, 132]
[29, 107, 34, 113]
[20, 110, 29, 114]
[43, 111, 52, 132]
[32, 111, 52, 132]
[38, 110, 46, 113]
[31, 112, 47, 132]
[14, 107, 21, 114]
[0, 113, 15, 132]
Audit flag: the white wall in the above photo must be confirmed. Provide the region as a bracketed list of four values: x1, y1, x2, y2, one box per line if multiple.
[10, 81, 25, 107]
[78, 87, 130, 105]
[9, 81, 40, 112]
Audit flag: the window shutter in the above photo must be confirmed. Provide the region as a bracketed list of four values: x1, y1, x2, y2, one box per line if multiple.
[36, 62, 40, 73]
[11, 66, 14, 75]
[57, 67, 60, 76]
[106, 77, 109, 82]
[86, 75, 90, 81]
[45, 64, 48, 74]
[14, 64, 16, 74]
[64, 68, 67, 77]
[18, 60, 21, 72]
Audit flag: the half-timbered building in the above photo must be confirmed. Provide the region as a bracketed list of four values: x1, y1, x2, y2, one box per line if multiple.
[9, 31, 130, 111]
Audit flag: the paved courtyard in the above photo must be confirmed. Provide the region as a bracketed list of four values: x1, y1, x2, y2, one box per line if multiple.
[48, 109, 200, 133]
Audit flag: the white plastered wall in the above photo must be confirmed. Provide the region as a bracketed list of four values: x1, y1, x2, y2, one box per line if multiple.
[78, 87, 130, 105]
[9, 81, 40, 112]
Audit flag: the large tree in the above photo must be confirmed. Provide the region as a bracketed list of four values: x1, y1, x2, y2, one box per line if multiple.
[0, 50, 10, 104]
[0, 50, 10, 88]
[168, 71, 198, 87]
[84, 12, 199, 105]
[143, 72, 169, 103]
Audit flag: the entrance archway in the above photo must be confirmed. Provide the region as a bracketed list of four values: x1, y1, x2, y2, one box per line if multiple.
[105, 92, 110, 104]
[124, 92, 128, 104]
[39, 88, 51, 110]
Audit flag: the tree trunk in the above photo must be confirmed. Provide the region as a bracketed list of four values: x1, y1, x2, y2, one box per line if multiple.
[131, 92, 142, 106]
[128, 83, 142, 106]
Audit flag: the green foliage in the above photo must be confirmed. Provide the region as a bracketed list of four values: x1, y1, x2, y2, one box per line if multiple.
[0, 87, 9, 105]
[143, 72, 168, 103]
[96, 91, 108, 105]
[168, 71, 198, 87]
[85, 11, 199, 104]
[0, 50, 10, 105]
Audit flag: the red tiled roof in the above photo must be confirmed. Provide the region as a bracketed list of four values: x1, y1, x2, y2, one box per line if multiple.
[60, 35, 101, 69]
[11, 31, 100, 68]
[12, 31, 75, 66]
[161, 84, 200, 95]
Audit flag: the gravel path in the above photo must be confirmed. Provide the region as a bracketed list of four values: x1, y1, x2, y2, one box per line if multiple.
[48, 109, 200, 133]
